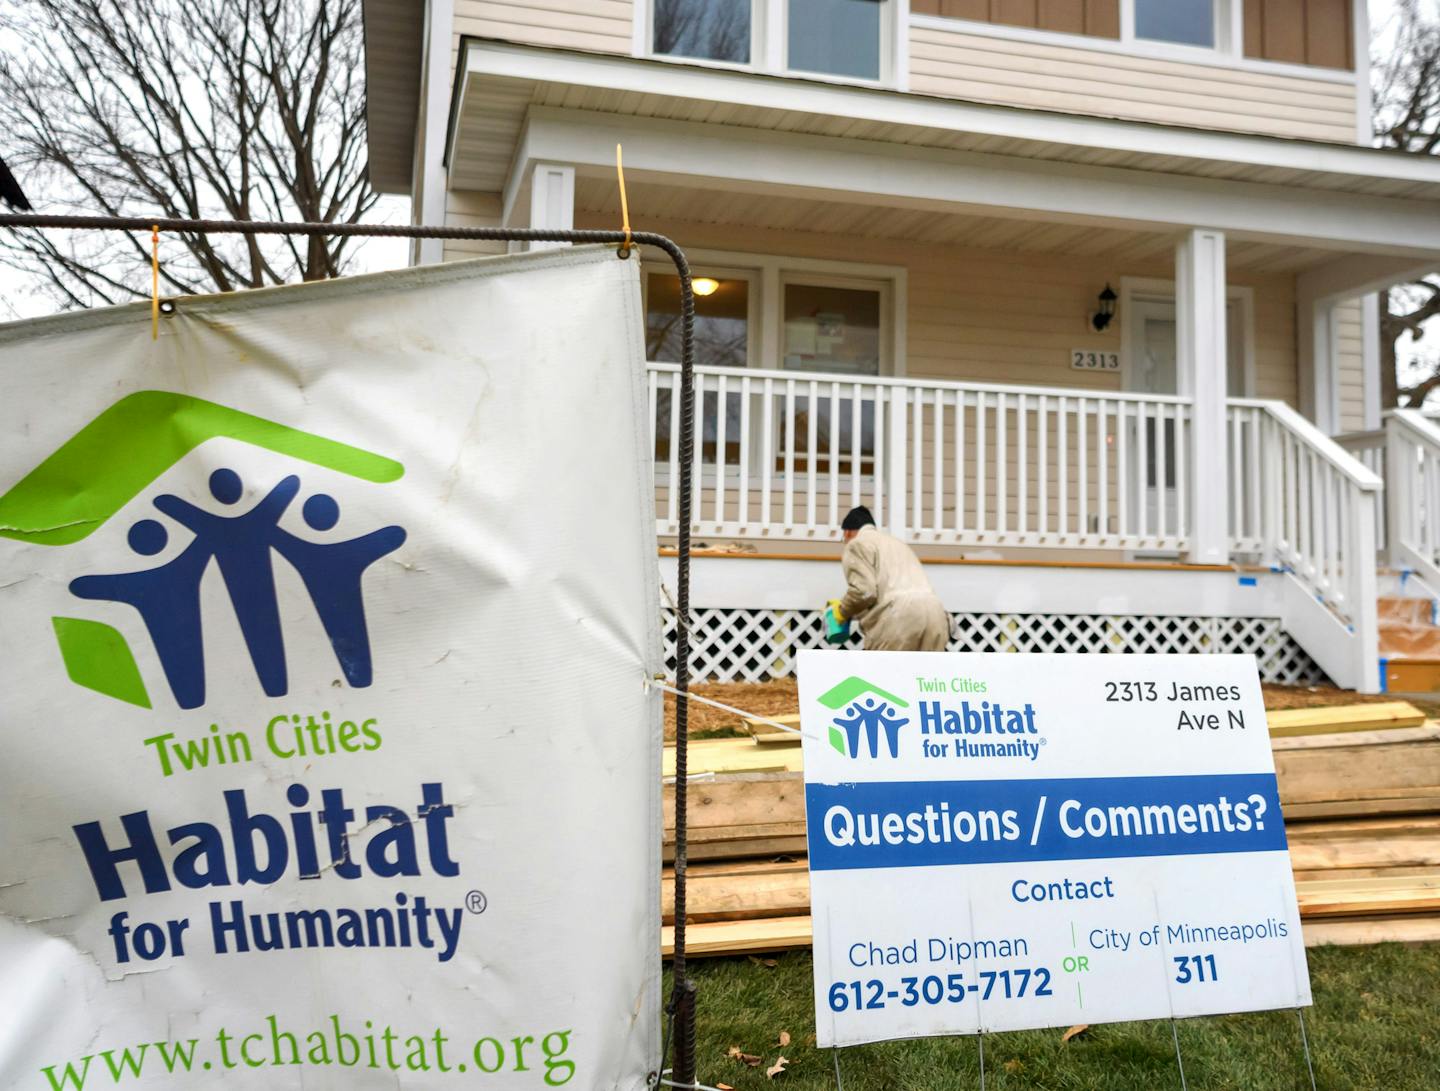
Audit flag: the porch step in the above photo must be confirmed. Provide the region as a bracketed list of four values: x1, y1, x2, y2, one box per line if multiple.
[1379, 595, 1440, 682]
[1384, 659, 1440, 694]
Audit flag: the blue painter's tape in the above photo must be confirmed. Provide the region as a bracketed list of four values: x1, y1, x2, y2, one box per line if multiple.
[1238, 576, 1257, 587]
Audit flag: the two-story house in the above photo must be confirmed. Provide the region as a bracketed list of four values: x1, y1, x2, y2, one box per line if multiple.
[361, 0, 1440, 693]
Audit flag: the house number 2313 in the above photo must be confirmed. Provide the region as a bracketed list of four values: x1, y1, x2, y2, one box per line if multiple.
[1071, 349, 1120, 371]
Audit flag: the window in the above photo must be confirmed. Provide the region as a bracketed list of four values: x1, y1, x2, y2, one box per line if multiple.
[781, 278, 882, 472]
[646, 0, 889, 84]
[644, 258, 900, 477]
[646, 269, 754, 463]
[1133, 0, 1215, 48]
[652, 0, 751, 65]
[787, 0, 882, 81]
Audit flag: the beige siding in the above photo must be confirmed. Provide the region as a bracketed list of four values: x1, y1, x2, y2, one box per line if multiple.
[588, 212, 1299, 406]
[453, 0, 633, 54]
[583, 212, 1302, 538]
[442, 190, 508, 262]
[909, 25, 1359, 142]
[1335, 298, 1366, 433]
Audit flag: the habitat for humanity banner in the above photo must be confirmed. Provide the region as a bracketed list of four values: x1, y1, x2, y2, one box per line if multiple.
[800, 651, 1311, 1047]
[0, 246, 660, 1089]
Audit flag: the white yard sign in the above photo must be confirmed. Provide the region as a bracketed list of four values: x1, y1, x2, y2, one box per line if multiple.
[0, 248, 660, 1088]
[800, 651, 1310, 1047]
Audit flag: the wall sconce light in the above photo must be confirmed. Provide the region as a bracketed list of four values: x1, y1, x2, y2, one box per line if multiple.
[693, 277, 720, 297]
[1092, 283, 1117, 331]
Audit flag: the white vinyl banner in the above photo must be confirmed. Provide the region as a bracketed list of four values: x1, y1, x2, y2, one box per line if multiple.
[800, 651, 1311, 1047]
[0, 247, 660, 1088]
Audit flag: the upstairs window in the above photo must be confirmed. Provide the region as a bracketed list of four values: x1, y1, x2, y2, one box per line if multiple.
[1134, 0, 1215, 49]
[647, 0, 890, 84]
[788, 0, 882, 81]
[652, 0, 752, 65]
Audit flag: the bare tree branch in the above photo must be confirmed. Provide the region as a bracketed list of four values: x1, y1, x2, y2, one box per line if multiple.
[1374, 1, 1440, 407]
[0, 0, 381, 311]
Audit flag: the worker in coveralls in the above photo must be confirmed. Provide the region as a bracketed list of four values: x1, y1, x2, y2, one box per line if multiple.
[830, 506, 952, 651]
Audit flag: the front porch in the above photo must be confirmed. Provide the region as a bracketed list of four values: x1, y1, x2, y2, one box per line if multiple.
[650, 361, 1378, 689]
[437, 40, 1440, 692]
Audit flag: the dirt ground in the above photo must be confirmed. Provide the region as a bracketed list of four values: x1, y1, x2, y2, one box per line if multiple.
[663, 678, 1421, 739]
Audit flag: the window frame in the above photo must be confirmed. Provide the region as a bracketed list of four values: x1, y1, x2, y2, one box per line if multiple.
[639, 0, 905, 90]
[642, 250, 907, 486]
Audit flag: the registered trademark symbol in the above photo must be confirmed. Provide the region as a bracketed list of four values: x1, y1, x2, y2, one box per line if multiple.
[466, 890, 488, 914]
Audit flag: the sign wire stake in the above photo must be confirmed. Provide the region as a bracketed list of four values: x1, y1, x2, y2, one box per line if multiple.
[831, 1047, 843, 1090]
[1296, 1008, 1318, 1091]
[977, 1032, 986, 1091]
[1171, 1019, 1188, 1091]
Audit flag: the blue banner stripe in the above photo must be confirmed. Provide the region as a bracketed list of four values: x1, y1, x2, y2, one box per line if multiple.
[805, 773, 1286, 871]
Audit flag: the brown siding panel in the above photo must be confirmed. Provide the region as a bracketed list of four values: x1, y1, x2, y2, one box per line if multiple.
[941, 0, 992, 19]
[1038, 0, 1087, 35]
[1306, 0, 1353, 70]
[1084, 0, 1121, 39]
[1247, 0, 1352, 69]
[912, 0, 942, 14]
[992, 0, 1040, 29]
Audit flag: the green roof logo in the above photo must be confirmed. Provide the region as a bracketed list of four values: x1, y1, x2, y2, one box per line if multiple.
[2, 391, 406, 710]
[819, 676, 910, 759]
[0, 391, 402, 546]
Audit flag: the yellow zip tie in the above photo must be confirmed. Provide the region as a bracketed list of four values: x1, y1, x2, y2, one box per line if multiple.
[616, 143, 631, 255]
[150, 225, 160, 340]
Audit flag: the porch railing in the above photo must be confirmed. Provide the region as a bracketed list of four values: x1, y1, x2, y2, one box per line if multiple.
[1229, 400, 1382, 626]
[649, 363, 1193, 552]
[1344, 409, 1440, 590]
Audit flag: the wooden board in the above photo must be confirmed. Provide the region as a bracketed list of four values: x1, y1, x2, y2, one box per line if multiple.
[1294, 873, 1440, 917]
[1302, 915, 1440, 947]
[662, 915, 814, 958]
[662, 860, 811, 923]
[664, 738, 804, 777]
[1266, 701, 1425, 737]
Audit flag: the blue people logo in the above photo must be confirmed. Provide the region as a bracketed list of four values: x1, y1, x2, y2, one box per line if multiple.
[0, 391, 408, 710]
[818, 676, 911, 759]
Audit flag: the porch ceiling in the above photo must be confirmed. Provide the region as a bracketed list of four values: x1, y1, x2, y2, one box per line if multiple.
[570, 175, 1335, 274]
[451, 40, 1440, 205]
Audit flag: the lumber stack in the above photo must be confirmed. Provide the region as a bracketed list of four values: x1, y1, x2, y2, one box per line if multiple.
[661, 702, 1440, 957]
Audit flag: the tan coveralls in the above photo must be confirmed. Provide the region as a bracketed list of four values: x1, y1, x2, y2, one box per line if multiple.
[838, 525, 951, 651]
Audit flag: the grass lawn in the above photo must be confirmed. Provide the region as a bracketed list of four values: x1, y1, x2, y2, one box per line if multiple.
[669, 942, 1440, 1090]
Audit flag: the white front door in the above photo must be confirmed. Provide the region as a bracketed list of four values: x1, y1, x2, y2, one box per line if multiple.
[1129, 299, 1181, 543]
[1124, 294, 1247, 552]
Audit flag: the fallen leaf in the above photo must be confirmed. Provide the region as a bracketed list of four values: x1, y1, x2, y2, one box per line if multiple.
[1061, 1024, 1090, 1043]
[766, 1056, 790, 1079]
[778, 1031, 791, 1047]
[717, 1085, 735, 1090]
[726, 1046, 763, 1067]
[747, 956, 780, 969]
[1003, 1059, 1023, 1073]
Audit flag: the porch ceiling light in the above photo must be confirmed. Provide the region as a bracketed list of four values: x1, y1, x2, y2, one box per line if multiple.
[692, 277, 721, 297]
[1092, 284, 1117, 331]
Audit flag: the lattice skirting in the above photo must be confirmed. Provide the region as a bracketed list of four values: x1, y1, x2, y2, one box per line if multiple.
[663, 608, 1328, 686]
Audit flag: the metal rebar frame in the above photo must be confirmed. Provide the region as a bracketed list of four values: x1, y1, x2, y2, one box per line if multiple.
[0, 212, 700, 1086]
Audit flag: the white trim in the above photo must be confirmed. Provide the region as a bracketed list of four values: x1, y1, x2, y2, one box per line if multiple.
[412, 0, 453, 265]
[1353, 0, 1373, 145]
[460, 42, 1434, 188]
[509, 106, 1440, 258]
[1362, 293, 1382, 431]
[908, 10, 1358, 86]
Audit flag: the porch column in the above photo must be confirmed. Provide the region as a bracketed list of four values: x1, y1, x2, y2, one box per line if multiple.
[1176, 228, 1230, 565]
[526, 163, 575, 251]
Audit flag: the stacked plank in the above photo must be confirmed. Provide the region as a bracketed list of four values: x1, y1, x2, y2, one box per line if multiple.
[661, 701, 1440, 957]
